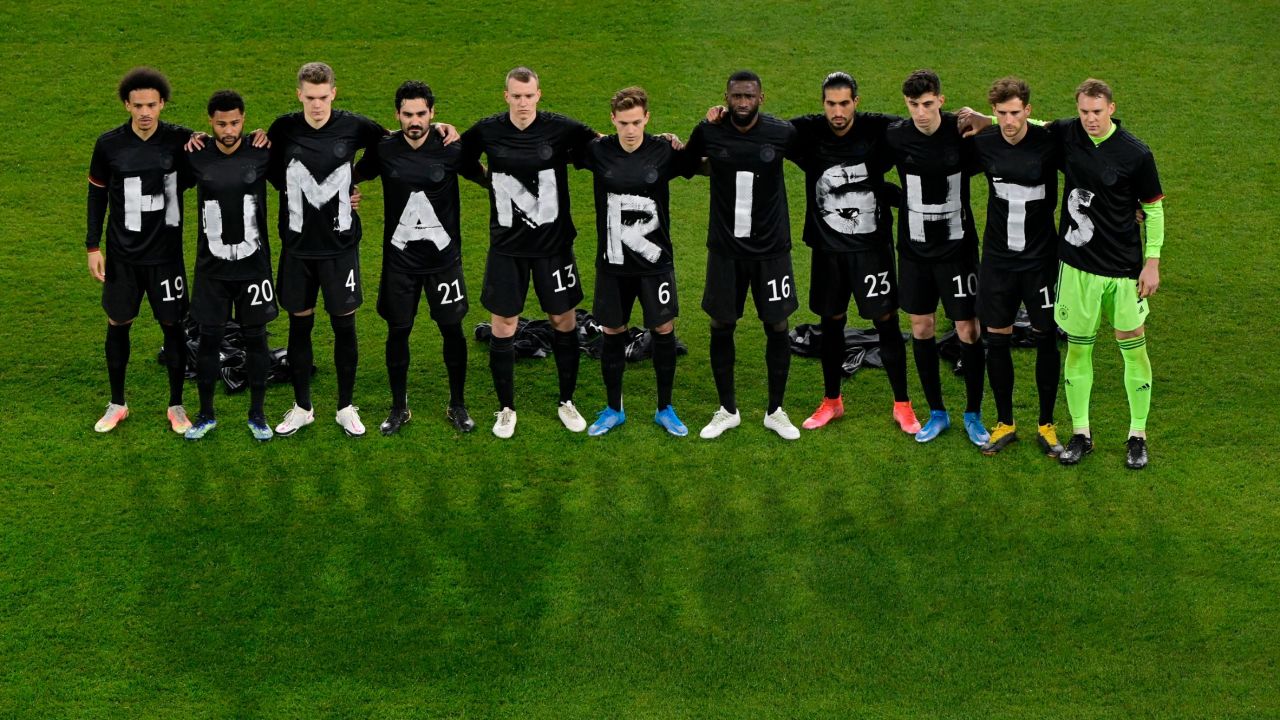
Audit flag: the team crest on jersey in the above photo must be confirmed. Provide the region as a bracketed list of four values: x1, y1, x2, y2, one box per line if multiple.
[537, 144, 554, 160]
[759, 146, 776, 162]
[428, 165, 446, 183]
[332, 142, 349, 158]
[644, 167, 660, 184]
[241, 168, 257, 184]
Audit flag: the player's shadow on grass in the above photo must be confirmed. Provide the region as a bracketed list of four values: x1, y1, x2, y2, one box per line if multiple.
[131, 464, 566, 710]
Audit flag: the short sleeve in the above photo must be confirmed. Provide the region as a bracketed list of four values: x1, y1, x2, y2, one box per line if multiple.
[353, 139, 382, 182]
[1134, 149, 1163, 204]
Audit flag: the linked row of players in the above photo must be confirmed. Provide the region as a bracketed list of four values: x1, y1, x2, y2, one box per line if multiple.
[85, 62, 1165, 469]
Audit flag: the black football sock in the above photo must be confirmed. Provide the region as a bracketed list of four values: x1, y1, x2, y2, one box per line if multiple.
[1034, 329, 1061, 426]
[105, 322, 131, 406]
[161, 321, 188, 407]
[819, 315, 847, 400]
[489, 335, 515, 410]
[874, 317, 909, 403]
[439, 322, 467, 408]
[765, 322, 791, 414]
[386, 323, 412, 411]
[552, 328, 580, 404]
[709, 322, 737, 413]
[288, 314, 315, 411]
[196, 324, 225, 418]
[331, 313, 358, 409]
[984, 332, 1014, 425]
[601, 332, 627, 412]
[913, 336, 945, 412]
[961, 339, 985, 415]
[243, 324, 269, 419]
[652, 330, 677, 410]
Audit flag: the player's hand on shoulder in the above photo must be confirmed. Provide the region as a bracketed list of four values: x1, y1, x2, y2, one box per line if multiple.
[250, 128, 270, 149]
[660, 132, 685, 151]
[955, 107, 988, 138]
[434, 123, 460, 145]
[184, 132, 208, 152]
[87, 250, 105, 282]
[705, 105, 727, 124]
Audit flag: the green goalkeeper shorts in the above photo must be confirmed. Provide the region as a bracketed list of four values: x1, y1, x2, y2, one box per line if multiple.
[1053, 262, 1149, 336]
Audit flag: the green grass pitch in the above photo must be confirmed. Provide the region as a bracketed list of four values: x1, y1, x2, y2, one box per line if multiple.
[1, 1, 1278, 717]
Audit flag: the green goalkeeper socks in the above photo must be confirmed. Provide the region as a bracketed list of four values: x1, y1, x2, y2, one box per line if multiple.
[1063, 334, 1095, 433]
[1118, 335, 1152, 433]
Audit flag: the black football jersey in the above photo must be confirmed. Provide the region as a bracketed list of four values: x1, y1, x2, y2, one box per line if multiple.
[88, 121, 193, 265]
[267, 110, 385, 258]
[788, 112, 897, 254]
[457, 111, 597, 258]
[684, 114, 797, 258]
[884, 112, 979, 262]
[972, 123, 1060, 271]
[183, 142, 273, 281]
[580, 134, 698, 276]
[355, 131, 485, 274]
[1051, 118, 1163, 279]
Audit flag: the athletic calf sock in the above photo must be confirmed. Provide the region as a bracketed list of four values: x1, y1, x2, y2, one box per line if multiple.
[652, 330, 677, 410]
[984, 332, 1014, 425]
[601, 332, 627, 411]
[765, 324, 791, 414]
[552, 328, 580, 404]
[385, 324, 412, 410]
[161, 322, 188, 407]
[105, 322, 131, 405]
[874, 317, 909, 403]
[196, 324, 225, 418]
[912, 336, 945, 412]
[961, 340, 985, 415]
[243, 325, 269, 418]
[331, 313, 358, 409]
[1118, 335, 1152, 433]
[1063, 334, 1096, 432]
[819, 315, 847, 400]
[709, 323, 737, 413]
[1034, 330, 1061, 426]
[288, 314, 315, 411]
[489, 335, 516, 410]
[439, 322, 467, 407]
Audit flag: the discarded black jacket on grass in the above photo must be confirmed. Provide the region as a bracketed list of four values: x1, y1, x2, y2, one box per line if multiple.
[790, 308, 1055, 378]
[158, 315, 304, 393]
[475, 309, 687, 361]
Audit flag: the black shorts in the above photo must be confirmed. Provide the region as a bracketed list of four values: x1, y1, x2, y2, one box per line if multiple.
[101, 255, 188, 324]
[978, 260, 1057, 330]
[808, 246, 898, 320]
[276, 248, 363, 315]
[897, 252, 979, 320]
[701, 251, 798, 325]
[377, 263, 469, 327]
[481, 248, 583, 317]
[190, 274, 279, 327]
[593, 269, 678, 329]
